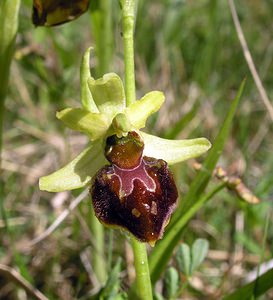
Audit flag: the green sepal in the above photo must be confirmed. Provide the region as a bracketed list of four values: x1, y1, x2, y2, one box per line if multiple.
[87, 73, 125, 116]
[39, 142, 107, 192]
[142, 132, 211, 165]
[56, 108, 110, 141]
[125, 91, 165, 129]
[80, 47, 99, 112]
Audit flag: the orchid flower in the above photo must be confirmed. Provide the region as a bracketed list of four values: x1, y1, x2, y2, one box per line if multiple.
[39, 48, 211, 244]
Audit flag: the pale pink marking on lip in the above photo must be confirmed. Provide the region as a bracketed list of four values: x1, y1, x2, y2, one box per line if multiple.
[113, 159, 156, 197]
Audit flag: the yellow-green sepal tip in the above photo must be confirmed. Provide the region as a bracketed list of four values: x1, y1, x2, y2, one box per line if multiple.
[142, 132, 211, 165]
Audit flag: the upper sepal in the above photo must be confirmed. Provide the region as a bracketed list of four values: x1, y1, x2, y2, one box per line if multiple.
[142, 132, 211, 165]
[39, 141, 107, 192]
[87, 73, 125, 117]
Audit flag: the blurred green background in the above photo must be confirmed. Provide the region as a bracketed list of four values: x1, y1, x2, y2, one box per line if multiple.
[0, 0, 272, 299]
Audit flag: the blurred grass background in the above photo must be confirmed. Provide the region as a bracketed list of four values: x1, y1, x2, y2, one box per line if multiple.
[0, 0, 272, 299]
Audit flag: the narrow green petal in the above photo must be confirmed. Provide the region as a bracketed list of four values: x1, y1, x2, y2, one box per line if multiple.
[57, 108, 109, 141]
[141, 132, 211, 165]
[125, 91, 165, 129]
[80, 47, 99, 112]
[87, 73, 125, 116]
[39, 142, 107, 192]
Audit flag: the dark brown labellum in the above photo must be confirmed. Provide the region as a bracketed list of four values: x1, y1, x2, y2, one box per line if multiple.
[91, 131, 178, 244]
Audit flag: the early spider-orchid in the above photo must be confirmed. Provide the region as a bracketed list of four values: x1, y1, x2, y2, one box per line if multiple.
[39, 48, 211, 244]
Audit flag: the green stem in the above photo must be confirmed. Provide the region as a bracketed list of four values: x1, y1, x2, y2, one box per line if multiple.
[121, 0, 153, 300]
[90, 208, 107, 284]
[131, 238, 153, 300]
[121, 0, 136, 106]
[121, 0, 152, 299]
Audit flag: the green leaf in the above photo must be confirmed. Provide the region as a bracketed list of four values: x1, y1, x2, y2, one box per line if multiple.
[56, 108, 110, 141]
[0, 0, 20, 152]
[177, 79, 246, 215]
[176, 243, 191, 277]
[142, 132, 211, 165]
[39, 142, 107, 192]
[223, 268, 273, 300]
[125, 91, 165, 129]
[80, 47, 99, 112]
[191, 239, 209, 273]
[148, 80, 246, 285]
[88, 73, 125, 117]
[163, 267, 179, 299]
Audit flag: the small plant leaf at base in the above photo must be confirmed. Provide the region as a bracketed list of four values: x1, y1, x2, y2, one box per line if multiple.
[176, 243, 191, 277]
[163, 267, 179, 300]
[190, 239, 209, 274]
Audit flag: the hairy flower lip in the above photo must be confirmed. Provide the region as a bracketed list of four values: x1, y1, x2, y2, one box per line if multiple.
[91, 155, 178, 244]
[113, 158, 157, 198]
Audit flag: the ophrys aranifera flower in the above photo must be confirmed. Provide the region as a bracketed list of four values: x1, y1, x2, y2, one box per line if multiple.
[39, 48, 211, 244]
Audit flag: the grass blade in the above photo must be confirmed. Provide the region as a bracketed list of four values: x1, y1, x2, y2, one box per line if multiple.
[176, 79, 246, 216]
[223, 268, 273, 300]
[148, 80, 246, 284]
[149, 183, 225, 284]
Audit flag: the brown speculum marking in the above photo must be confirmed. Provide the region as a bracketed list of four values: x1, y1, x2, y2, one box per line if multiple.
[91, 131, 178, 244]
